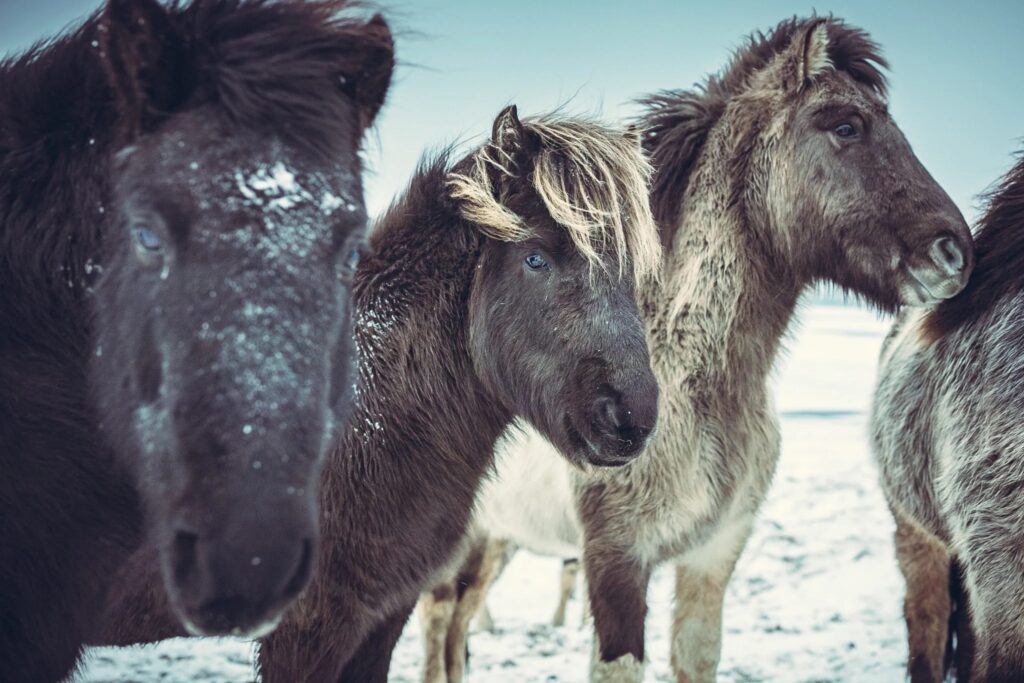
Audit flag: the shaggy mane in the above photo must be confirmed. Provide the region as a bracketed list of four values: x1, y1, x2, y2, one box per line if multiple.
[636, 15, 889, 240]
[927, 152, 1024, 337]
[0, 0, 391, 163]
[169, 0, 390, 156]
[447, 115, 661, 280]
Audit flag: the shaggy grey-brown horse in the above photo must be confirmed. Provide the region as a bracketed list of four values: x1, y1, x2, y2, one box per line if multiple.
[873, 152, 1024, 682]
[420, 16, 975, 683]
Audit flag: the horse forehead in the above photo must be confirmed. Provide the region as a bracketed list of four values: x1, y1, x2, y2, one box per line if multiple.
[807, 74, 888, 113]
[198, 159, 360, 231]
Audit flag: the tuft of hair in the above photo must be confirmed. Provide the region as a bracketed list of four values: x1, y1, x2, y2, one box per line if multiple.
[637, 15, 888, 237]
[447, 114, 661, 281]
[926, 151, 1024, 339]
[182, 0, 393, 150]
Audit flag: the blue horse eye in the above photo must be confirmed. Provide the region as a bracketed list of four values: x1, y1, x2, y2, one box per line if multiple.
[134, 226, 163, 251]
[834, 123, 857, 138]
[345, 246, 361, 271]
[525, 254, 548, 270]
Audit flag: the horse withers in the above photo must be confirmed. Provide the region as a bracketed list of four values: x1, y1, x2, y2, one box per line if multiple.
[0, 0, 392, 677]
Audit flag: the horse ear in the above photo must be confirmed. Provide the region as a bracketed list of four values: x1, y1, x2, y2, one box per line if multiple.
[340, 14, 395, 130]
[795, 19, 832, 87]
[100, 0, 189, 137]
[491, 105, 525, 157]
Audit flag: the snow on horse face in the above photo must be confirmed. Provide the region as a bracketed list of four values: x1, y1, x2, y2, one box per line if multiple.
[0, 1, 392, 673]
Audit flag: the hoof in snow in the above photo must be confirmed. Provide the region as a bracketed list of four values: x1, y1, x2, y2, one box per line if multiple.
[591, 653, 645, 682]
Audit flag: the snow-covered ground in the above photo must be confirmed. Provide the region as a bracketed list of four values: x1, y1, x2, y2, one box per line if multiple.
[76, 302, 909, 682]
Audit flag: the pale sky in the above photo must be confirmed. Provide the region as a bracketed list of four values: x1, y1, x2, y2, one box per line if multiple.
[3, 0, 1021, 220]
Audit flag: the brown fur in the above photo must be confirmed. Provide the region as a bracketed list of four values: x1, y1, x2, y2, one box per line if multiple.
[893, 508, 952, 683]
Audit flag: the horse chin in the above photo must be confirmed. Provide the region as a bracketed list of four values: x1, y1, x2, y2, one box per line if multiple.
[899, 270, 960, 307]
[166, 584, 287, 640]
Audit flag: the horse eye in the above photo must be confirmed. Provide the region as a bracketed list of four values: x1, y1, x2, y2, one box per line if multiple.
[833, 123, 857, 139]
[344, 246, 361, 272]
[524, 254, 548, 270]
[134, 226, 163, 252]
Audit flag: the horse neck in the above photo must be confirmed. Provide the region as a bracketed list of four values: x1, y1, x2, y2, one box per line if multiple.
[327, 194, 510, 515]
[0, 18, 115, 322]
[644, 158, 802, 402]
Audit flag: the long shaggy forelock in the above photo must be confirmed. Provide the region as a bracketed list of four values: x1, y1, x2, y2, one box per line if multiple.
[447, 115, 662, 281]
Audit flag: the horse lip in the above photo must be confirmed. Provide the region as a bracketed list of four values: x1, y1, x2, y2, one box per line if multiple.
[584, 451, 638, 468]
[906, 266, 966, 304]
[178, 607, 284, 640]
[562, 412, 603, 464]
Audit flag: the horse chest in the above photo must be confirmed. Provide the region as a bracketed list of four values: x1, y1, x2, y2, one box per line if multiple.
[600, 392, 778, 564]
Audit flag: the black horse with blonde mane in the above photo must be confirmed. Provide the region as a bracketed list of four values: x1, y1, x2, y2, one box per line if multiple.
[93, 105, 663, 681]
[0, 0, 392, 678]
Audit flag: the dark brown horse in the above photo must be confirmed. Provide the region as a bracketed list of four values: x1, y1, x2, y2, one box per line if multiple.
[0, 0, 392, 679]
[91, 105, 663, 682]
[873, 151, 1024, 682]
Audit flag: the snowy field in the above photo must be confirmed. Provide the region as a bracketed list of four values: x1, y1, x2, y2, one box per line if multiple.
[76, 302, 909, 682]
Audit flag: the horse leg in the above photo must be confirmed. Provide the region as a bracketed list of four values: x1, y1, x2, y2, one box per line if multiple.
[420, 580, 457, 683]
[669, 516, 751, 683]
[891, 506, 951, 683]
[337, 603, 415, 683]
[949, 557, 975, 682]
[552, 558, 580, 627]
[474, 602, 495, 633]
[443, 536, 512, 683]
[258, 593, 373, 683]
[0, 598, 84, 683]
[584, 544, 651, 682]
[957, 534, 1024, 681]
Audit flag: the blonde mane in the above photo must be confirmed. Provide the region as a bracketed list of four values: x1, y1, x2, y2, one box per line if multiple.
[446, 114, 662, 281]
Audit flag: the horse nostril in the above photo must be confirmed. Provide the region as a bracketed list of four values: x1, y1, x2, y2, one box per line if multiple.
[283, 538, 314, 600]
[597, 396, 622, 430]
[930, 236, 965, 276]
[172, 529, 200, 587]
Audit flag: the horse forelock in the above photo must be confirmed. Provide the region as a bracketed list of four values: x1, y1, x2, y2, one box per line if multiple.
[927, 152, 1024, 339]
[174, 0, 393, 156]
[637, 15, 888, 242]
[447, 114, 661, 281]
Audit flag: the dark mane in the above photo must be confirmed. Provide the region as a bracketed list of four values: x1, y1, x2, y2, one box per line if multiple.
[928, 152, 1024, 337]
[636, 15, 889, 243]
[0, 0, 392, 315]
[169, 0, 392, 153]
[373, 149, 458, 243]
